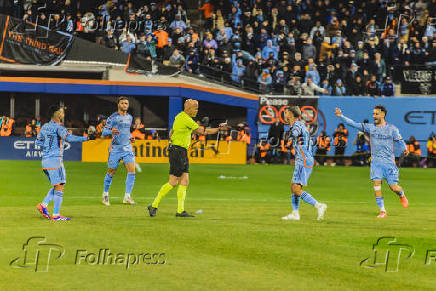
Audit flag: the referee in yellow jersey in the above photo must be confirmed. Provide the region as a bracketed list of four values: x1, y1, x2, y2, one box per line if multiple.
[148, 99, 227, 217]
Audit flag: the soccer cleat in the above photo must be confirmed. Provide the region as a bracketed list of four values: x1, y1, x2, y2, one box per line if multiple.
[176, 211, 195, 217]
[400, 196, 409, 208]
[51, 215, 70, 221]
[102, 195, 110, 206]
[147, 205, 157, 217]
[316, 203, 327, 220]
[282, 212, 300, 220]
[123, 198, 137, 205]
[37, 203, 51, 220]
[377, 211, 387, 218]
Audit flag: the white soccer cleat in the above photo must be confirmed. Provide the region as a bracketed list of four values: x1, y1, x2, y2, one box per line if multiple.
[102, 195, 110, 206]
[123, 198, 137, 205]
[282, 212, 300, 220]
[316, 203, 327, 220]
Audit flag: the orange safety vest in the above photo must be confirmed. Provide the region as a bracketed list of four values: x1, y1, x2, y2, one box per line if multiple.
[334, 128, 348, 145]
[427, 139, 436, 154]
[0, 118, 14, 136]
[25, 125, 32, 137]
[407, 140, 421, 156]
[237, 129, 251, 144]
[317, 136, 331, 151]
[131, 124, 146, 140]
[260, 143, 270, 158]
[281, 139, 295, 155]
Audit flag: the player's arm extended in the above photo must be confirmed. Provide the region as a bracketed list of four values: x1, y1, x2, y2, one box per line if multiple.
[65, 133, 89, 142]
[335, 108, 366, 132]
[195, 123, 228, 135]
[102, 126, 112, 136]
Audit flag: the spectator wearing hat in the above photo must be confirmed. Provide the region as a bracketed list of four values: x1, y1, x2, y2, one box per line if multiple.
[305, 64, 321, 86]
[154, 25, 169, 57]
[258, 69, 272, 91]
[334, 79, 346, 96]
[186, 49, 199, 73]
[381, 77, 395, 97]
[163, 38, 176, 61]
[169, 14, 186, 32]
[231, 58, 246, 84]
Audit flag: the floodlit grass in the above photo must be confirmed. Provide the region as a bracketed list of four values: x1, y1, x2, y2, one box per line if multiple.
[1, 161, 435, 290]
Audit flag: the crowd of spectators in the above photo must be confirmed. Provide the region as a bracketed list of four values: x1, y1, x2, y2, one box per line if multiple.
[12, 0, 436, 95]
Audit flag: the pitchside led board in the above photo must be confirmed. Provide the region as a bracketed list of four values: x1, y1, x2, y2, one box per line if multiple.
[82, 139, 247, 164]
[257, 95, 320, 139]
[258, 96, 436, 157]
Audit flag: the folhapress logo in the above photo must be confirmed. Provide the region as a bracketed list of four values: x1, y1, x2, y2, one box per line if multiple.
[360, 237, 415, 272]
[10, 236, 65, 272]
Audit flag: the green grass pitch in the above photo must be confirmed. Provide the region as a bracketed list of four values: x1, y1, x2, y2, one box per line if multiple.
[1, 160, 436, 290]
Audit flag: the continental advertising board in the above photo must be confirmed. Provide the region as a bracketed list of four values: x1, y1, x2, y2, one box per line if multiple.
[82, 139, 246, 164]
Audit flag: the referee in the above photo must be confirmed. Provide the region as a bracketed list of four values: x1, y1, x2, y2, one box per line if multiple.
[148, 99, 227, 217]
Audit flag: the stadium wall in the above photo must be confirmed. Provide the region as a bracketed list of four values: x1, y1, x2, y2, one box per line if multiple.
[318, 97, 436, 156]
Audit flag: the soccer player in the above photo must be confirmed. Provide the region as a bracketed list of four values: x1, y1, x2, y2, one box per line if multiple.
[282, 106, 327, 221]
[147, 99, 227, 217]
[101, 97, 136, 206]
[334, 106, 409, 218]
[36, 105, 92, 221]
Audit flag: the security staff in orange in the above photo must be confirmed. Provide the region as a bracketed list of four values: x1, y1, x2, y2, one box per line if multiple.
[316, 131, 331, 165]
[147, 99, 227, 217]
[405, 136, 421, 167]
[427, 134, 436, 167]
[0, 116, 15, 136]
[333, 123, 348, 164]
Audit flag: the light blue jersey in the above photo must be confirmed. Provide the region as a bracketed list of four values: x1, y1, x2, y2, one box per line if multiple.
[290, 120, 314, 168]
[36, 120, 87, 185]
[340, 115, 406, 164]
[36, 120, 87, 169]
[102, 112, 133, 153]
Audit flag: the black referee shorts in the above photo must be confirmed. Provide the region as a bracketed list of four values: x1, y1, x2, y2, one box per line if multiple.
[168, 145, 189, 177]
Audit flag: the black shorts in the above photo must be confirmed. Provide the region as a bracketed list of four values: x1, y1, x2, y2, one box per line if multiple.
[169, 145, 189, 177]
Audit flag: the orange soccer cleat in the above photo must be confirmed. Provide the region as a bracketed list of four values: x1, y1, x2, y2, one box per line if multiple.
[400, 196, 409, 208]
[377, 211, 387, 218]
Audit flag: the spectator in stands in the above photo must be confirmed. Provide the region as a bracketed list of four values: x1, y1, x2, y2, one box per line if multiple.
[121, 35, 135, 54]
[169, 49, 185, 69]
[334, 79, 346, 96]
[231, 58, 245, 84]
[257, 69, 272, 92]
[381, 76, 395, 97]
[349, 75, 366, 96]
[366, 75, 380, 97]
[185, 49, 199, 73]
[405, 136, 421, 168]
[301, 77, 327, 96]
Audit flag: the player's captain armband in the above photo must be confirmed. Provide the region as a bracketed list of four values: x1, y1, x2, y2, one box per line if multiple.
[374, 186, 381, 191]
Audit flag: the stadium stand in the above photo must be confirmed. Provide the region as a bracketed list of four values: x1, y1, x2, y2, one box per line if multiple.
[11, 0, 436, 95]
